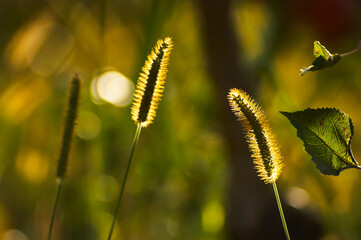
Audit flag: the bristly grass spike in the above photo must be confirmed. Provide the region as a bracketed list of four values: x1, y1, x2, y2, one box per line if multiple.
[56, 75, 80, 180]
[107, 37, 173, 240]
[228, 88, 283, 184]
[48, 74, 81, 240]
[131, 37, 173, 127]
[228, 88, 290, 239]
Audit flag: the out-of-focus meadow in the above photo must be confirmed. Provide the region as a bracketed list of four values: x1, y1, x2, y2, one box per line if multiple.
[1, 0, 361, 239]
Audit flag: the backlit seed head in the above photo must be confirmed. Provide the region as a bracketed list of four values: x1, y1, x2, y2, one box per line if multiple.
[131, 37, 173, 127]
[228, 88, 283, 184]
[56, 75, 80, 180]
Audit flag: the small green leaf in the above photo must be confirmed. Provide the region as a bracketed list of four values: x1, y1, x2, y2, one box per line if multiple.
[281, 108, 360, 176]
[313, 41, 332, 60]
[300, 41, 342, 76]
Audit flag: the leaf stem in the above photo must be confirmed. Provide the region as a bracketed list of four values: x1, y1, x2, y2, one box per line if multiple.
[47, 180, 63, 240]
[340, 40, 361, 57]
[107, 123, 142, 240]
[272, 181, 290, 240]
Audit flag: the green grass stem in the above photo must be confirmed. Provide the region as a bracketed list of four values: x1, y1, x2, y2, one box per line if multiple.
[107, 123, 142, 240]
[47, 180, 63, 240]
[272, 181, 290, 240]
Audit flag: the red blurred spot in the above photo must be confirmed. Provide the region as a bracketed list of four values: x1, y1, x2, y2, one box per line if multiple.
[286, 0, 356, 40]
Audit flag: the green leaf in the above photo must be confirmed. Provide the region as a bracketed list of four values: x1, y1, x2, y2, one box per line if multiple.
[281, 108, 360, 176]
[313, 40, 332, 60]
[300, 41, 342, 76]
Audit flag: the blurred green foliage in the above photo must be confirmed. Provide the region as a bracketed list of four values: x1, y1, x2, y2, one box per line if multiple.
[1, 0, 361, 240]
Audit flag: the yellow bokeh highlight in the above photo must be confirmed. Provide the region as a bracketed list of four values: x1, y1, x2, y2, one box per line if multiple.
[16, 149, 49, 183]
[201, 200, 225, 233]
[4, 11, 74, 76]
[274, 47, 317, 106]
[91, 70, 134, 107]
[1, 229, 29, 240]
[68, 2, 101, 55]
[4, 12, 54, 71]
[234, 3, 269, 61]
[286, 186, 310, 209]
[0, 78, 50, 124]
[330, 173, 357, 213]
[77, 111, 101, 140]
[102, 23, 137, 73]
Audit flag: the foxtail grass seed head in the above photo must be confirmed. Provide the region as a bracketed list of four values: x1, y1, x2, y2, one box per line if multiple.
[131, 37, 173, 127]
[228, 88, 283, 184]
[56, 75, 80, 180]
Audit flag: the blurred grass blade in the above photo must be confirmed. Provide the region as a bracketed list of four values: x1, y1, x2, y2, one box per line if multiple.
[48, 75, 80, 240]
[281, 108, 361, 175]
[56, 75, 80, 180]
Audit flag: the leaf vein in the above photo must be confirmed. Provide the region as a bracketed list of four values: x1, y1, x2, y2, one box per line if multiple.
[305, 125, 349, 166]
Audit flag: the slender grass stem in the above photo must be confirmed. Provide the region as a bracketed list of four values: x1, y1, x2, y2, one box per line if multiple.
[47, 180, 63, 240]
[272, 181, 290, 240]
[340, 40, 361, 57]
[107, 123, 143, 240]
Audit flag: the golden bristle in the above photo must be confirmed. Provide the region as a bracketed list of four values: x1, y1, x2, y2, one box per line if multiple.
[131, 37, 173, 127]
[228, 88, 283, 184]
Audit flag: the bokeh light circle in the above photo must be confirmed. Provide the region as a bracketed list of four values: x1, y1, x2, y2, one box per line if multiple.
[92, 70, 134, 107]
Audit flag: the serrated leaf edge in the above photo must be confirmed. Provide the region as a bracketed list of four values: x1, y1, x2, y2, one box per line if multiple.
[281, 108, 361, 172]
